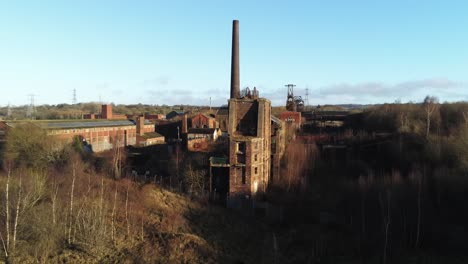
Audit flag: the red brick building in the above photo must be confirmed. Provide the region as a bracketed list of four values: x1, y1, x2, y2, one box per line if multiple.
[144, 114, 165, 121]
[83, 104, 127, 120]
[215, 106, 229, 132]
[186, 128, 222, 152]
[1, 117, 157, 153]
[101, 104, 113, 119]
[279, 111, 302, 125]
[191, 113, 218, 129]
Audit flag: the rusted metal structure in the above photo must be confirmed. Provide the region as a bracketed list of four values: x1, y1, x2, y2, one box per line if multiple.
[285, 84, 296, 111]
[285, 84, 305, 112]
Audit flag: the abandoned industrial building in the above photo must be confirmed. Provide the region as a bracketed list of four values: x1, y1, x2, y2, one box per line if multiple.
[205, 20, 288, 207]
[0, 104, 164, 152]
[0, 19, 328, 208]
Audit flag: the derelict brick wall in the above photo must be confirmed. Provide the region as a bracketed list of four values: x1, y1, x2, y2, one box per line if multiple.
[48, 125, 137, 152]
[191, 114, 216, 129]
[228, 99, 259, 136]
[280, 111, 302, 125]
[228, 98, 272, 196]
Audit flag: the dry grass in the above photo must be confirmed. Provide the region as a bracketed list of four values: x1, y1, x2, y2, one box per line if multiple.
[0, 164, 268, 263]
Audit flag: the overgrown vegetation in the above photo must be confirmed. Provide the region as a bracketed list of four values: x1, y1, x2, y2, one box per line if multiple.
[268, 100, 468, 263]
[0, 125, 265, 263]
[1, 100, 467, 263]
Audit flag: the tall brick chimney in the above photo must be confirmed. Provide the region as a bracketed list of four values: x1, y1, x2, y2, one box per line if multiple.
[181, 113, 188, 134]
[136, 115, 145, 136]
[230, 20, 240, 99]
[101, 104, 112, 119]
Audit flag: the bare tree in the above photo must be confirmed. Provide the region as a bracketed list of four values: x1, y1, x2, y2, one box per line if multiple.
[111, 184, 118, 243]
[415, 169, 423, 248]
[125, 182, 130, 237]
[51, 184, 58, 225]
[99, 175, 105, 237]
[111, 137, 125, 179]
[379, 191, 391, 264]
[5, 167, 10, 251]
[463, 111, 468, 124]
[281, 142, 317, 192]
[12, 175, 22, 250]
[2, 166, 12, 259]
[423, 96, 439, 138]
[68, 163, 76, 245]
[0, 231, 8, 260]
[140, 213, 144, 241]
[183, 160, 207, 196]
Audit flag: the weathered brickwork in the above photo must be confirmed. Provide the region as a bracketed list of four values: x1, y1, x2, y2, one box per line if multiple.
[191, 113, 218, 129]
[228, 98, 271, 198]
[48, 123, 155, 152]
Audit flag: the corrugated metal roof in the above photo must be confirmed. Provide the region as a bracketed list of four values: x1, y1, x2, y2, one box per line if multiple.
[4, 119, 153, 130]
[128, 119, 153, 125]
[42, 120, 136, 129]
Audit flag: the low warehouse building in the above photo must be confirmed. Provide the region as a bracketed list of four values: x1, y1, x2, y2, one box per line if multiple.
[1, 116, 158, 152]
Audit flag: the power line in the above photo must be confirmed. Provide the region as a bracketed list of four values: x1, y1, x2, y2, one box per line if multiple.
[26, 94, 37, 120]
[72, 88, 77, 105]
[7, 103, 12, 118]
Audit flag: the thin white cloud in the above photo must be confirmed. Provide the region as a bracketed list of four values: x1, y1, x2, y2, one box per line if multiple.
[136, 78, 466, 106]
[140, 75, 170, 87]
[319, 78, 462, 98]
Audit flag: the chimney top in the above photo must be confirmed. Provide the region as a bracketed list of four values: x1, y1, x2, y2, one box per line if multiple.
[230, 20, 240, 99]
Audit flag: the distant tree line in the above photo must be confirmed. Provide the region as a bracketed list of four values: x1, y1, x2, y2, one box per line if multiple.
[0, 103, 209, 120]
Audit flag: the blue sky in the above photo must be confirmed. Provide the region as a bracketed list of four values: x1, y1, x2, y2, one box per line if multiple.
[0, 1, 467, 106]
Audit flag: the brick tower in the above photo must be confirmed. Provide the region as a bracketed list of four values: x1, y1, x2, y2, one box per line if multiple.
[228, 20, 272, 202]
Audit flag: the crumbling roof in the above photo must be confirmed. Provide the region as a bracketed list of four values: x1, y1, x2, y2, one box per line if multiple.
[191, 113, 214, 120]
[188, 128, 217, 134]
[210, 157, 229, 165]
[140, 132, 164, 139]
[271, 116, 283, 127]
[166, 111, 185, 120]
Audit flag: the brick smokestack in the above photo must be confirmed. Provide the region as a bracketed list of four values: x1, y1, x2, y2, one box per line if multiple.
[136, 115, 145, 136]
[181, 113, 188, 134]
[101, 104, 112, 119]
[230, 20, 240, 99]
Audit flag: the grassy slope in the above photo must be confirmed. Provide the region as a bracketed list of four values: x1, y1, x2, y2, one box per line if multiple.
[45, 185, 266, 264]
